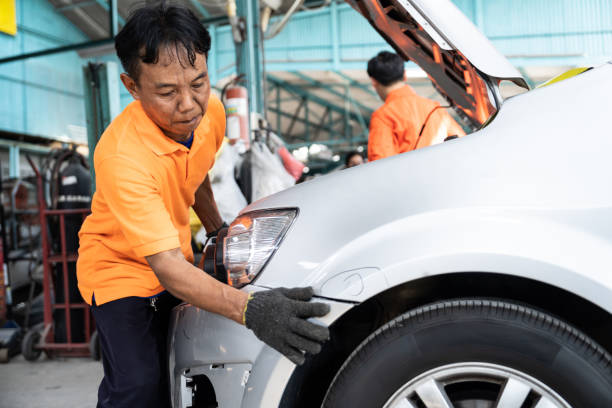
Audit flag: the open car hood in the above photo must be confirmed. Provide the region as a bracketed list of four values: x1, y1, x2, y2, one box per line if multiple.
[347, 0, 529, 127]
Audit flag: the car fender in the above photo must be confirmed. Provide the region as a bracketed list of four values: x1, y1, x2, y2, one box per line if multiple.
[308, 208, 612, 315]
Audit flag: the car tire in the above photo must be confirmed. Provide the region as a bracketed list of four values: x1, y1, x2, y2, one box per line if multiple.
[322, 299, 612, 408]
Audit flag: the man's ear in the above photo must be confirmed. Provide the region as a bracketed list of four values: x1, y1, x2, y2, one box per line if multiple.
[120, 73, 140, 100]
[370, 77, 379, 88]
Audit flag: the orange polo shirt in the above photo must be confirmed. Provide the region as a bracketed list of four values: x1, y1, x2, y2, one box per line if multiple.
[368, 85, 465, 161]
[77, 95, 225, 305]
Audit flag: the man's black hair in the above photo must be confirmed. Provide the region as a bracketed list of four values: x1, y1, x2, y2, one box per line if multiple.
[115, 2, 211, 81]
[367, 51, 405, 86]
[345, 151, 363, 167]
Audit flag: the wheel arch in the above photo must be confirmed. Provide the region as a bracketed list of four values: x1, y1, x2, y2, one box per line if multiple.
[280, 271, 612, 408]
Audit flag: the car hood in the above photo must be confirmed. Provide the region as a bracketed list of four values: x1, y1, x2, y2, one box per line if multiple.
[346, 0, 529, 126]
[244, 64, 612, 288]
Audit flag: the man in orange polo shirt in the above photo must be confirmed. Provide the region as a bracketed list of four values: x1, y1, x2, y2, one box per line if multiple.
[367, 51, 465, 161]
[77, 4, 329, 408]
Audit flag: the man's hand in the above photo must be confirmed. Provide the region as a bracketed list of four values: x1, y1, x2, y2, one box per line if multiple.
[244, 287, 330, 365]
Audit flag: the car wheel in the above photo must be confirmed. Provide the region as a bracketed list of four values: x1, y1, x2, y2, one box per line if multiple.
[322, 299, 612, 408]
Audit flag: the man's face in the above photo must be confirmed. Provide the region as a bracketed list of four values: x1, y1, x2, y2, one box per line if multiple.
[121, 46, 211, 142]
[347, 154, 364, 168]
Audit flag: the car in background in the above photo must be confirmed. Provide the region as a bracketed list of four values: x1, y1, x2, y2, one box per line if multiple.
[169, 0, 612, 406]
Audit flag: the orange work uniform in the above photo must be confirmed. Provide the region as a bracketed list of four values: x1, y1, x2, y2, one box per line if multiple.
[367, 85, 465, 161]
[76, 95, 225, 306]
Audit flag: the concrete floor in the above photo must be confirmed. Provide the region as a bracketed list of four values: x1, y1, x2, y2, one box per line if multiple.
[0, 355, 103, 408]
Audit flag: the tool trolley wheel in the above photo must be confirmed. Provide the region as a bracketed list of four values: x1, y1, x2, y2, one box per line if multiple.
[0, 348, 8, 363]
[21, 330, 42, 362]
[89, 330, 101, 361]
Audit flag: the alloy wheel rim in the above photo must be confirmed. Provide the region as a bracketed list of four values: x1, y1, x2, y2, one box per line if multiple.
[383, 362, 572, 408]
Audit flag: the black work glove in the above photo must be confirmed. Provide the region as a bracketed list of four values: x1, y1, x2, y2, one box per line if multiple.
[206, 222, 229, 239]
[244, 287, 330, 365]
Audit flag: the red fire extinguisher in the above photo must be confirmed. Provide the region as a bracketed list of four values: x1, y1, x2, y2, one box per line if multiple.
[225, 85, 250, 149]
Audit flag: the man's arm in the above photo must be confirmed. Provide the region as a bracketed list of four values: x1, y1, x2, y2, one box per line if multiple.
[146, 248, 248, 323]
[368, 114, 398, 161]
[146, 248, 331, 365]
[445, 111, 466, 138]
[192, 175, 224, 234]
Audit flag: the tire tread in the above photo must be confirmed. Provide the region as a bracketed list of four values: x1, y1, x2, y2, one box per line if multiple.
[323, 299, 612, 406]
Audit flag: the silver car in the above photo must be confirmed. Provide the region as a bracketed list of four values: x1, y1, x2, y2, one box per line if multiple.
[169, 1, 612, 407]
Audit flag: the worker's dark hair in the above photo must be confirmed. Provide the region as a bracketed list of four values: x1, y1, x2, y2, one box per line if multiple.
[115, 2, 211, 81]
[345, 151, 363, 167]
[367, 51, 405, 86]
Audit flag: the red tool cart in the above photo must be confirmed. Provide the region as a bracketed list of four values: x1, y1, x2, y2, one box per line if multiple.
[21, 155, 98, 361]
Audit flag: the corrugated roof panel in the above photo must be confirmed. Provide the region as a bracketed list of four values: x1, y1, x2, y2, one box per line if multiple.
[482, 0, 612, 64]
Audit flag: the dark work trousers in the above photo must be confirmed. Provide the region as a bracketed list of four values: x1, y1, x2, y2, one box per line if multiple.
[91, 292, 181, 408]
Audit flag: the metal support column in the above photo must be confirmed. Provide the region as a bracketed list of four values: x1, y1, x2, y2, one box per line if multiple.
[8, 145, 20, 178]
[108, 0, 119, 37]
[304, 98, 310, 145]
[82, 62, 120, 191]
[287, 99, 306, 135]
[236, 0, 265, 116]
[208, 25, 218, 86]
[276, 83, 281, 136]
[330, 0, 340, 71]
[344, 85, 350, 141]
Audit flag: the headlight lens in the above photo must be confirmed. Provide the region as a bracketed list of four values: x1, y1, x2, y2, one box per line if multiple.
[223, 208, 297, 287]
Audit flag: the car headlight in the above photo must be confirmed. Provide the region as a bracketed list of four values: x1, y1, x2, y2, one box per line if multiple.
[223, 208, 297, 287]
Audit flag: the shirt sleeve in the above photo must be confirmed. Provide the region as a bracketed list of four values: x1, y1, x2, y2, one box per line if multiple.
[96, 155, 180, 257]
[368, 112, 398, 161]
[208, 94, 226, 152]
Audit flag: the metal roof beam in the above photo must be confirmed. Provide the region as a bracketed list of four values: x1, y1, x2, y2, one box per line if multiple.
[0, 39, 114, 64]
[268, 107, 336, 136]
[267, 74, 370, 126]
[55, 0, 125, 26]
[286, 137, 368, 149]
[292, 71, 374, 115]
[333, 71, 378, 98]
[54, 0, 108, 38]
[95, 0, 125, 28]
[57, 0, 98, 12]
[188, 0, 211, 18]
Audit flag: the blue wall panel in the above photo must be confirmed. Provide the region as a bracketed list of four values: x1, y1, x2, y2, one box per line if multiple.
[480, 0, 612, 66]
[0, 79, 24, 132]
[0, 0, 88, 142]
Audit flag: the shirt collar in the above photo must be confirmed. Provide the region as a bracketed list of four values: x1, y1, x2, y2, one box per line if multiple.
[129, 101, 209, 156]
[386, 84, 416, 102]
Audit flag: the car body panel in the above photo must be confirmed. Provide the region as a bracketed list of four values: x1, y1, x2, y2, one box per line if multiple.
[246, 63, 612, 313]
[169, 294, 352, 408]
[406, 0, 527, 84]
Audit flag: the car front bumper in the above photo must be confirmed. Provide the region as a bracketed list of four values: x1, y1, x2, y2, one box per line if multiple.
[168, 285, 352, 408]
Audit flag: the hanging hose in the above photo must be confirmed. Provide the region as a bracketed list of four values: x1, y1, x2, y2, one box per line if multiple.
[264, 0, 306, 40]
